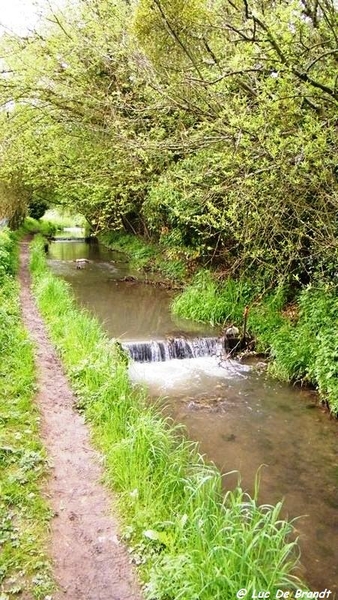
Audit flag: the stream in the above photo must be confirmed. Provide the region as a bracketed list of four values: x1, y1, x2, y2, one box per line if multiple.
[48, 238, 338, 595]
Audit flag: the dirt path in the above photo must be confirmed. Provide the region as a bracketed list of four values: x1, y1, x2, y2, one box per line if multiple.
[19, 240, 142, 600]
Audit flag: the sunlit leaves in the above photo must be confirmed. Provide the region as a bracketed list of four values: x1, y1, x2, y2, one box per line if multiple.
[0, 0, 338, 279]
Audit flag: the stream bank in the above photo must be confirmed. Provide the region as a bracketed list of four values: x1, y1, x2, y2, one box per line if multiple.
[30, 234, 306, 599]
[0, 230, 53, 599]
[101, 231, 338, 416]
[45, 235, 338, 595]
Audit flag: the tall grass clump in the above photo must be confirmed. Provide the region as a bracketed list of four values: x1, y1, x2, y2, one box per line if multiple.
[172, 270, 253, 325]
[173, 268, 338, 413]
[247, 285, 289, 352]
[0, 230, 54, 599]
[29, 235, 307, 599]
[269, 285, 338, 415]
[0, 228, 17, 280]
[101, 230, 157, 269]
[172, 271, 288, 337]
[22, 216, 57, 237]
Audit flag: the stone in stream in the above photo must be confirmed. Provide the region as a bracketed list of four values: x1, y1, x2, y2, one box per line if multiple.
[75, 258, 90, 269]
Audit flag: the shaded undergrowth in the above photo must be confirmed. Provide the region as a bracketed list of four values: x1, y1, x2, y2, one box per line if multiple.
[0, 229, 54, 599]
[30, 235, 307, 599]
[101, 230, 189, 283]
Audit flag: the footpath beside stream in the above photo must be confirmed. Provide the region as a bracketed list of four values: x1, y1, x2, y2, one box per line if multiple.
[19, 239, 141, 600]
[47, 237, 338, 596]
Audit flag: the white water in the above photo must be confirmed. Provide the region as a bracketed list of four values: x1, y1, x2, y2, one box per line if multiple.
[129, 356, 251, 395]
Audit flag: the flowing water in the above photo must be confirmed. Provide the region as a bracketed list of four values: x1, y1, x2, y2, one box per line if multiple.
[48, 239, 338, 595]
[47, 238, 215, 340]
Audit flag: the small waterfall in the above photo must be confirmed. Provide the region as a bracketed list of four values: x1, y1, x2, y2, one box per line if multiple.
[123, 337, 224, 363]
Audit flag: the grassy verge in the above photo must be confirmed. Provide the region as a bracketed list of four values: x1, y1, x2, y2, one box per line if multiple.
[172, 271, 338, 415]
[0, 229, 54, 599]
[21, 208, 87, 238]
[30, 234, 306, 599]
[41, 208, 86, 230]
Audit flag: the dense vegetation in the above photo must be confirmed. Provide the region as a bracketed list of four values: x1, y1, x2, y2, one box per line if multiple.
[173, 270, 338, 414]
[0, 0, 337, 280]
[0, 0, 337, 589]
[0, 229, 54, 598]
[29, 235, 306, 599]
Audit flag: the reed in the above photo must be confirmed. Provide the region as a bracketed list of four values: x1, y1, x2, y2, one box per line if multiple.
[29, 235, 307, 599]
[171, 270, 253, 325]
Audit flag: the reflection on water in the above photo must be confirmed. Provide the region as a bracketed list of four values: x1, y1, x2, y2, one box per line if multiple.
[48, 240, 338, 595]
[48, 239, 216, 341]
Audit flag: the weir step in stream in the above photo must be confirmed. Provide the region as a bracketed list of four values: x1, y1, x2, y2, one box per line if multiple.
[123, 336, 226, 362]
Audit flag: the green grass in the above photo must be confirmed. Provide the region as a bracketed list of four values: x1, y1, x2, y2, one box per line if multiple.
[101, 230, 158, 269]
[0, 229, 17, 281]
[21, 208, 87, 239]
[171, 270, 254, 326]
[21, 216, 57, 237]
[268, 285, 338, 414]
[0, 230, 54, 599]
[29, 234, 307, 599]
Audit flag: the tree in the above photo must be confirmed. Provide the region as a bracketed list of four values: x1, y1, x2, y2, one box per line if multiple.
[0, 0, 337, 283]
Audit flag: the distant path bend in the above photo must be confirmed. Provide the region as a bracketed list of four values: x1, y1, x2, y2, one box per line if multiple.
[19, 240, 142, 600]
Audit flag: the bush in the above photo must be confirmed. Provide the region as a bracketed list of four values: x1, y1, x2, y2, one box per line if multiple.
[270, 285, 338, 414]
[0, 228, 16, 281]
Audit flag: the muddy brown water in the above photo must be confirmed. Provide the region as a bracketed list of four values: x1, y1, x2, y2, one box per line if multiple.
[48, 240, 338, 596]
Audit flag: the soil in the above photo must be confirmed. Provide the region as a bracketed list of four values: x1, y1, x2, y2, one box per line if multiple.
[19, 240, 142, 600]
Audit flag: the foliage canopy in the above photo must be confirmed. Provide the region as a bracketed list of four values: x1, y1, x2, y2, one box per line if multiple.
[0, 0, 338, 281]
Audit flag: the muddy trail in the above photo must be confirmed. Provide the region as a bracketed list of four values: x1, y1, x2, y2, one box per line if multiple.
[19, 240, 142, 600]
